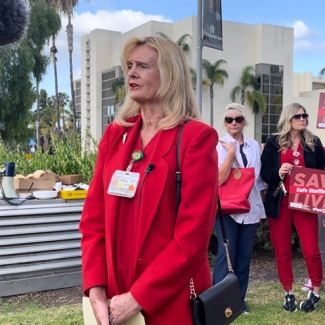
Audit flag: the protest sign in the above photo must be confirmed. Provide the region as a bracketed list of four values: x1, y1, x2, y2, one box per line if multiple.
[288, 166, 325, 215]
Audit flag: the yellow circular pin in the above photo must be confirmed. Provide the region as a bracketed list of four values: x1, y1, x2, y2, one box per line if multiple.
[131, 150, 143, 162]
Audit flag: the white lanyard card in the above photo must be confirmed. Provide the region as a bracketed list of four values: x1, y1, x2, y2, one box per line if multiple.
[107, 170, 140, 198]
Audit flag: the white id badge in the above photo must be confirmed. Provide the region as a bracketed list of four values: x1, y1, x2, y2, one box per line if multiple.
[107, 170, 140, 198]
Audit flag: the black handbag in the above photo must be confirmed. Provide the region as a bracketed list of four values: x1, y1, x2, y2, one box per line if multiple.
[189, 200, 242, 325]
[190, 273, 241, 325]
[176, 123, 242, 325]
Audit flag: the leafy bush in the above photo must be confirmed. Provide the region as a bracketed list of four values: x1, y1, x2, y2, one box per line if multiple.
[0, 132, 98, 184]
[254, 218, 302, 254]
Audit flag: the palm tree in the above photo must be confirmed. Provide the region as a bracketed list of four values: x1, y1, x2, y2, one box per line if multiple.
[202, 59, 228, 126]
[57, 92, 71, 133]
[28, 0, 61, 148]
[156, 32, 199, 91]
[47, 0, 89, 137]
[189, 67, 197, 90]
[46, 0, 62, 139]
[156, 32, 192, 56]
[319, 67, 325, 78]
[50, 37, 61, 139]
[33, 53, 50, 147]
[37, 95, 57, 151]
[58, 0, 89, 134]
[111, 76, 126, 107]
[230, 65, 266, 114]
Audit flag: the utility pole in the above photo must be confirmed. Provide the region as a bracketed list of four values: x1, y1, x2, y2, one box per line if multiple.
[196, 0, 203, 115]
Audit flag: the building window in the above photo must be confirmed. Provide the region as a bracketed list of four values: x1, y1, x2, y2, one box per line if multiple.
[101, 66, 123, 133]
[256, 63, 284, 144]
[74, 79, 82, 134]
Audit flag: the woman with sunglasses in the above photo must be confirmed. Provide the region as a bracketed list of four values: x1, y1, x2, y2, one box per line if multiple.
[261, 102, 325, 313]
[213, 103, 267, 314]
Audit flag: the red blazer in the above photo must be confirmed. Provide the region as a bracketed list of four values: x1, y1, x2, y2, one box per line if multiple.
[80, 116, 219, 325]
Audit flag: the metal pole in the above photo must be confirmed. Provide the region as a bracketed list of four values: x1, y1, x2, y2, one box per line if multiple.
[36, 121, 40, 149]
[196, 0, 203, 115]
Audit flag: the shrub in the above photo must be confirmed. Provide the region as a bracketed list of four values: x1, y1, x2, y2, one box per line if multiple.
[254, 218, 302, 254]
[0, 132, 98, 184]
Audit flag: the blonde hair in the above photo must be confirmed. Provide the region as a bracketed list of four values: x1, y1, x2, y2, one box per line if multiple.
[223, 103, 248, 127]
[275, 102, 315, 151]
[114, 36, 200, 129]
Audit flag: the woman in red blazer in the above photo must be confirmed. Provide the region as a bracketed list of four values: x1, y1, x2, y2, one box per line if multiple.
[79, 36, 219, 325]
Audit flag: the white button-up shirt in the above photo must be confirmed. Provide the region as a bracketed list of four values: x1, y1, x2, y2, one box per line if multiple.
[217, 132, 266, 224]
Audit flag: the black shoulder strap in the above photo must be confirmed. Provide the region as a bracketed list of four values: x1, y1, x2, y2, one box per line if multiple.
[217, 197, 228, 243]
[175, 120, 191, 216]
[175, 121, 229, 243]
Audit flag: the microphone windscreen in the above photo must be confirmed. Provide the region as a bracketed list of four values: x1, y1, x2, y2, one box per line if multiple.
[0, 0, 29, 46]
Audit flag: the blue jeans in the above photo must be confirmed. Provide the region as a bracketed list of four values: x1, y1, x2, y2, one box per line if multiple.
[213, 215, 258, 300]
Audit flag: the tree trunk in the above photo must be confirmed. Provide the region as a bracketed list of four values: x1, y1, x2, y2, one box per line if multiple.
[42, 130, 49, 152]
[52, 34, 61, 140]
[36, 80, 40, 148]
[210, 85, 214, 127]
[241, 89, 245, 105]
[67, 12, 76, 134]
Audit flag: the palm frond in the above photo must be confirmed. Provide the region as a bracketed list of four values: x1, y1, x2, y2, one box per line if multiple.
[177, 33, 192, 45]
[245, 90, 267, 115]
[189, 67, 197, 90]
[155, 31, 170, 40]
[110, 76, 125, 94]
[229, 86, 241, 102]
[319, 67, 325, 78]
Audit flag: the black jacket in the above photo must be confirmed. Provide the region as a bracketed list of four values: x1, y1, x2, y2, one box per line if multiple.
[261, 135, 325, 218]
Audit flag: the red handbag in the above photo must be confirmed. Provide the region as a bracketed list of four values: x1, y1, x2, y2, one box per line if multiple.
[218, 160, 255, 215]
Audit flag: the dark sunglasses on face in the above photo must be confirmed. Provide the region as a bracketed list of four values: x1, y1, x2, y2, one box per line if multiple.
[224, 116, 245, 124]
[292, 113, 309, 120]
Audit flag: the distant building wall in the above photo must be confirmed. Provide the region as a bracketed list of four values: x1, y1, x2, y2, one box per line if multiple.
[77, 16, 325, 146]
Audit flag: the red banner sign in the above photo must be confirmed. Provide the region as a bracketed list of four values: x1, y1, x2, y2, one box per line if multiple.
[288, 166, 325, 215]
[316, 92, 325, 129]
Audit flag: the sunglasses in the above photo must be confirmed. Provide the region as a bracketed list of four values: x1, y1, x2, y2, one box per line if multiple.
[292, 113, 309, 120]
[225, 116, 245, 124]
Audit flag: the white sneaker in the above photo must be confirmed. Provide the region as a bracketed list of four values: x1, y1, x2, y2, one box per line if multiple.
[301, 278, 313, 292]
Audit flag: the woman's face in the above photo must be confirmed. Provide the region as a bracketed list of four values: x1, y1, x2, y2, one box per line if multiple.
[224, 109, 245, 137]
[126, 44, 161, 105]
[290, 107, 308, 132]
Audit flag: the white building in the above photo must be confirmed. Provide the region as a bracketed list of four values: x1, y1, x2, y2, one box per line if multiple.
[77, 16, 325, 149]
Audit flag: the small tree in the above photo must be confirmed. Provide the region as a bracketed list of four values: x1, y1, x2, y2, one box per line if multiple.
[27, 0, 61, 148]
[202, 59, 228, 126]
[230, 65, 266, 114]
[156, 32, 192, 56]
[319, 67, 325, 78]
[111, 76, 126, 108]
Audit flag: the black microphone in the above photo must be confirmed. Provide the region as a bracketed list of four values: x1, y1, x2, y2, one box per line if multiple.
[145, 163, 155, 174]
[0, 0, 29, 46]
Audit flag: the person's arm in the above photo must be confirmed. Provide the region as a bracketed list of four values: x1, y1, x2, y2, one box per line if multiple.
[260, 138, 282, 185]
[79, 126, 114, 324]
[218, 140, 236, 185]
[314, 136, 325, 169]
[89, 286, 110, 325]
[109, 292, 141, 325]
[79, 125, 113, 294]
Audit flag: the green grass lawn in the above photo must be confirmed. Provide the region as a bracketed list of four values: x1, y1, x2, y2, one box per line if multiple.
[234, 283, 325, 325]
[0, 283, 324, 325]
[0, 300, 83, 325]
